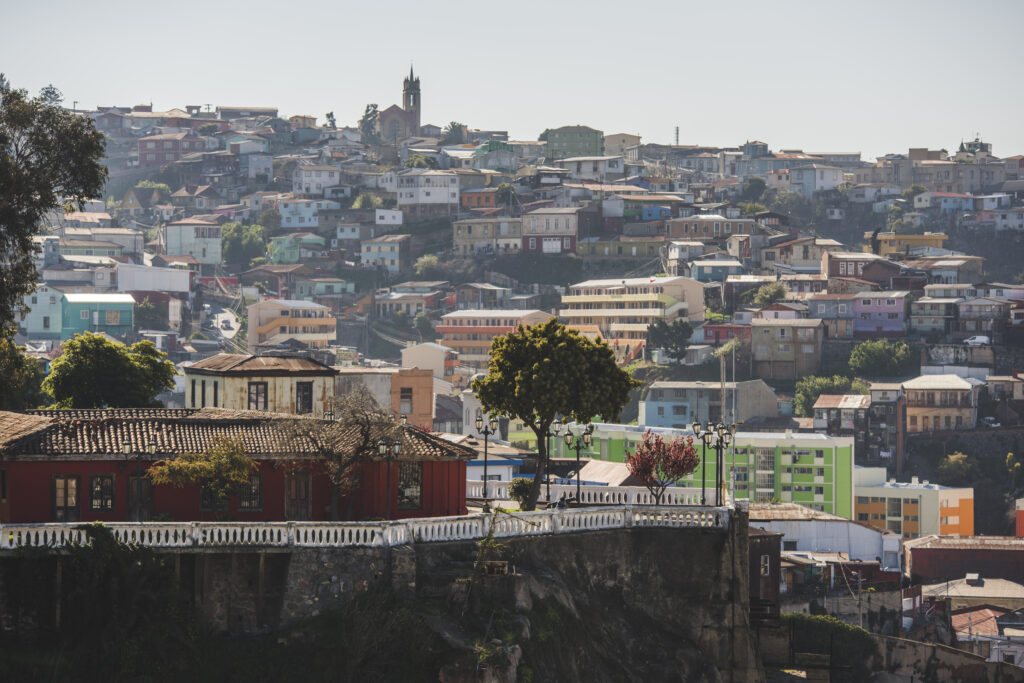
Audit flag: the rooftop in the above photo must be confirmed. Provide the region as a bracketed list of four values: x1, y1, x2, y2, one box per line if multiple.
[186, 353, 337, 376]
[63, 293, 135, 304]
[813, 394, 870, 410]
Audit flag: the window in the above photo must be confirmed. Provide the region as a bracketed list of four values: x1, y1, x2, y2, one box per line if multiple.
[400, 387, 413, 415]
[90, 475, 115, 512]
[43, 316, 50, 329]
[858, 513, 869, 521]
[80, 309, 89, 320]
[53, 475, 80, 522]
[0, 469, 5, 501]
[857, 496, 869, 504]
[105, 310, 120, 325]
[201, 380, 207, 408]
[191, 379, 196, 407]
[213, 381, 218, 407]
[238, 473, 262, 510]
[398, 462, 422, 509]
[248, 382, 268, 411]
[760, 555, 770, 576]
[296, 381, 313, 414]
[783, 541, 797, 551]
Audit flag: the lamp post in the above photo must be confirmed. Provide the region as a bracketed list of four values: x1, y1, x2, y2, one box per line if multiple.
[691, 421, 735, 506]
[542, 422, 562, 504]
[563, 424, 594, 505]
[379, 437, 403, 521]
[475, 411, 499, 512]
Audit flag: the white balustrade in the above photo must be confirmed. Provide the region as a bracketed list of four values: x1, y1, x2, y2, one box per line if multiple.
[0, 505, 730, 552]
[473, 481, 717, 508]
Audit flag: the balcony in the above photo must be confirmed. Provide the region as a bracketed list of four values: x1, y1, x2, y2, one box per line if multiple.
[255, 315, 336, 337]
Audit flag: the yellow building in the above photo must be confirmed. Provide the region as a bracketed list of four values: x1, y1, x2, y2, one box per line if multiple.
[855, 467, 973, 539]
[902, 374, 982, 433]
[560, 275, 704, 357]
[864, 231, 948, 258]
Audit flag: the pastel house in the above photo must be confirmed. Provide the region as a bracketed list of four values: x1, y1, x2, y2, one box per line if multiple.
[60, 293, 135, 340]
[852, 291, 911, 338]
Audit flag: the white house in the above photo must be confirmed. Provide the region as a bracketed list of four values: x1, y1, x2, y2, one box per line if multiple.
[395, 169, 459, 208]
[376, 209, 403, 226]
[748, 502, 902, 573]
[789, 165, 843, 199]
[278, 198, 340, 229]
[164, 219, 221, 269]
[553, 156, 625, 182]
[849, 183, 901, 203]
[293, 165, 343, 196]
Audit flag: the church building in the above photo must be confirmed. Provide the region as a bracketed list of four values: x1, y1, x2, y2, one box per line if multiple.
[379, 67, 422, 141]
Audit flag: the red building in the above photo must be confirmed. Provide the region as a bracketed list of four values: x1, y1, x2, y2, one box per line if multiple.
[138, 132, 205, 168]
[702, 322, 752, 345]
[0, 408, 472, 524]
[905, 535, 1024, 584]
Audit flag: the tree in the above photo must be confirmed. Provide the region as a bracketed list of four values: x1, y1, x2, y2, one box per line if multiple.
[0, 336, 44, 409]
[222, 222, 267, 268]
[936, 452, 977, 487]
[414, 312, 435, 341]
[358, 103, 380, 145]
[414, 254, 440, 278]
[404, 153, 438, 169]
[626, 430, 700, 506]
[258, 207, 281, 231]
[325, 111, 337, 129]
[148, 438, 256, 517]
[738, 202, 768, 216]
[38, 84, 63, 106]
[752, 281, 788, 307]
[0, 79, 107, 334]
[848, 339, 915, 378]
[740, 177, 766, 203]
[282, 386, 401, 519]
[794, 375, 869, 417]
[496, 182, 516, 212]
[441, 121, 465, 145]
[134, 296, 167, 330]
[646, 318, 694, 364]
[901, 184, 927, 201]
[768, 189, 812, 225]
[472, 319, 639, 510]
[136, 180, 171, 194]
[1007, 452, 1022, 496]
[507, 478, 532, 509]
[42, 332, 177, 407]
[352, 192, 384, 209]
[198, 122, 220, 136]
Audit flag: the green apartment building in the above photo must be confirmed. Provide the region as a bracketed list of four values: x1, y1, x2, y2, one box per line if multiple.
[550, 424, 854, 518]
[542, 125, 604, 160]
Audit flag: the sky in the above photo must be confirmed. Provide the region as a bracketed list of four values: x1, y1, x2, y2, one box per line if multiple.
[2, 0, 1022, 161]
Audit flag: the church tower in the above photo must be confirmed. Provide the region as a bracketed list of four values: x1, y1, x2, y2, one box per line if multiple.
[402, 66, 421, 134]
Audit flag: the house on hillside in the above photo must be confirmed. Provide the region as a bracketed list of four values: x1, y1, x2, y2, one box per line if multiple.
[0, 408, 472, 523]
[182, 353, 337, 414]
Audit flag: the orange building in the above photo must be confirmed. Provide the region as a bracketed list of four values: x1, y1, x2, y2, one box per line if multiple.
[336, 367, 434, 430]
[460, 188, 499, 210]
[436, 309, 553, 371]
[855, 467, 973, 539]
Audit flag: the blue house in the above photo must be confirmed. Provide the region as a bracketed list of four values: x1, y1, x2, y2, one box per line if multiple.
[642, 206, 671, 221]
[690, 259, 744, 283]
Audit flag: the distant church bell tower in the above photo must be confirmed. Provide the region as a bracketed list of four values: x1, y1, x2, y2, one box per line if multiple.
[403, 66, 421, 134]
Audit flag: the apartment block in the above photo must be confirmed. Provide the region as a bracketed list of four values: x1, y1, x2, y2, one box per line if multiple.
[855, 467, 974, 538]
[560, 275, 705, 358]
[436, 309, 554, 371]
[640, 380, 778, 429]
[247, 299, 336, 353]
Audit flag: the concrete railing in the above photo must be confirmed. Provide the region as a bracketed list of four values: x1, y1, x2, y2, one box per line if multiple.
[0, 505, 730, 552]
[467, 480, 722, 507]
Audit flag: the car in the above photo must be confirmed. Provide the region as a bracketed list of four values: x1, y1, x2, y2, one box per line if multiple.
[220, 319, 232, 330]
[982, 417, 1001, 428]
[964, 336, 991, 347]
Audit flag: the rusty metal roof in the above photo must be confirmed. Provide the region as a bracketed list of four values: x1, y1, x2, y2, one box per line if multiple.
[185, 353, 337, 376]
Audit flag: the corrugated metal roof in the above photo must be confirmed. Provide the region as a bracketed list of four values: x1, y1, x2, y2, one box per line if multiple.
[186, 353, 337, 376]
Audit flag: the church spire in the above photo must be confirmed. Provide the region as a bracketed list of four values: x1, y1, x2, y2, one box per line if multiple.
[410, 63, 414, 81]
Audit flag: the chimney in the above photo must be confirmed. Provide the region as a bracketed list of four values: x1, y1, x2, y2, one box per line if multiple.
[911, 476, 919, 484]
[965, 573, 981, 586]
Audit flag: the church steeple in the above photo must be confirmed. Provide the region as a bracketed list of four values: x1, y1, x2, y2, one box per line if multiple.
[402, 65, 421, 133]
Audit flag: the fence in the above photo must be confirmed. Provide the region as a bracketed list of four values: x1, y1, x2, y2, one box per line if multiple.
[466, 480, 723, 507]
[0, 505, 730, 552]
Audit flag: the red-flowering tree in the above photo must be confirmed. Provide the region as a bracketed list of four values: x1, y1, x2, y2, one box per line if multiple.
[626, 430, 700, 506]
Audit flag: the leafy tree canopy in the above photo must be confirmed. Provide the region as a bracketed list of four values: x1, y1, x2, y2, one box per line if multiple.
[848, 339, 915, 378]
[472, 319, 639, 510]
[739, 177, 766, 203]
[148, 437, 256, 515]
[441, 121, 465, 145]
[627, 430, 700, 505]
[414, 254, 440, 277]
[198, 122, 220, 136]
[0, 336, 45, 410]
[258, 207, 282, 231]
[404, 153, 438, 169]
[794, 375, 869, 417]
[738, 202, 767, 215]
[936, 452, 976, 487]
[646, 318, 695, 364]
[42, 332, 177, 408]
[352, 192, 384, 209]
[902, 184, 927, 201]
[0, 77, 107, 333]
[358, 103, 380, 145]
[134, 296, 167, 330]
[751, 281, 788, 307]
[135, 180, 171, 194]
[222, 222, 267, 268]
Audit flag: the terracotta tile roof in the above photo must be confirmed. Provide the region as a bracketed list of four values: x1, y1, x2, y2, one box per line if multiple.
[0, 409, 473, 462]
[951, 606, 1007, 637]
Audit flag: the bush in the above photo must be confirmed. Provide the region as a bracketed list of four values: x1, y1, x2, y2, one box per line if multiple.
[507, 478, 532, 508]
[782, 613, 877, 682]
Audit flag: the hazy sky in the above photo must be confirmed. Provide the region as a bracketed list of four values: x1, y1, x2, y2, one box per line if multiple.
[3, 0, 1021, 160]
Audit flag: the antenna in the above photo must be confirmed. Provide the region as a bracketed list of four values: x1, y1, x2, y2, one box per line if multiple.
[675, 126, 679, 146]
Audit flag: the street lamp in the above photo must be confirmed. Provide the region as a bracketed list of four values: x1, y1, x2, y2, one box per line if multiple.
[380, 436, 402, 521]
[691, 421, 735, 506]
[563, 424, 594, 505]
[324, 408, 335, 422]
[475, 411, 499, 512]
[541, 422, 562, 504]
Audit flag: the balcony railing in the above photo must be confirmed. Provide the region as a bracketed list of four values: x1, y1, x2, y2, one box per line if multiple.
[0, 505, 731, 551]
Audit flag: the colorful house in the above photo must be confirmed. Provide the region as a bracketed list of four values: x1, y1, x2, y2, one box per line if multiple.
[60, 294, 135, 340]
[855, 467, 974, 539]
[852, 291, 911, 338]
[268, 232, 327, 264]
[0, 408, 473, 523]
[690, 259, 745, 283]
